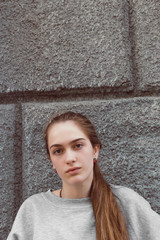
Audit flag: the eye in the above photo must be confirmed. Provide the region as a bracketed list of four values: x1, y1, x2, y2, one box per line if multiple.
[74, 143, 83, 149]
[53, 149, 63, 155]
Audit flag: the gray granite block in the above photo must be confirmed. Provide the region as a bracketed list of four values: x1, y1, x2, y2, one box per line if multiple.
[22, 98, 160, 213]
[0, 0, 132, 93]
[0, 105, 17, 239]
[130, 0, 160, 91]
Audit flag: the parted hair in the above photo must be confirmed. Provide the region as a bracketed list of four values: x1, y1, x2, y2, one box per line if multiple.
[43, 111, 129, 240]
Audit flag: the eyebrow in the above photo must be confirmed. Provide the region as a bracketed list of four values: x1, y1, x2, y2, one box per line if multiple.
[49, 138, 86, 150]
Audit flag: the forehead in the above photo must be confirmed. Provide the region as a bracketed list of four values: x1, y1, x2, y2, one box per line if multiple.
[47, 120, 88, 144]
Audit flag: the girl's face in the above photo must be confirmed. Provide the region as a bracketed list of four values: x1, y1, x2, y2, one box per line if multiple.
[47, 120, 99, 187]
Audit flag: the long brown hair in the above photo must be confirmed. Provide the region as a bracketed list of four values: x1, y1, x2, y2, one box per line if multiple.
[43, 111, 129, 240]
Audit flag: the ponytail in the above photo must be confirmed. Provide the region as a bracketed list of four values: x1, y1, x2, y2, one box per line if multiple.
[90, 164, 129, 240]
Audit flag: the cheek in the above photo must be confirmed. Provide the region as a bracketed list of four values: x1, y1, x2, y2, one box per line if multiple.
[50, 157, 59, 169]
[82, 151, 94, 167]
[83, 147, 94, 160]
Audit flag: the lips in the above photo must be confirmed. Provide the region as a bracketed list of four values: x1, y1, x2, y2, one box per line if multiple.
[66, 167, 81, 173]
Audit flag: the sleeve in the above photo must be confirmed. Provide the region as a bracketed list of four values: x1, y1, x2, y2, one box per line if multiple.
[7, 199, 34, 240]
[114, 186, 160, 240]
[128, 197, 160, 240]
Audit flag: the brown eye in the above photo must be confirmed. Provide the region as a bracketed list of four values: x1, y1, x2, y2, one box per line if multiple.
[74, 143, 83, 149]
[53, 149, 63, 155]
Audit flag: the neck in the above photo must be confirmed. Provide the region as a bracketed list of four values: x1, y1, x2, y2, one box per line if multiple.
[61, 181, 92, 199]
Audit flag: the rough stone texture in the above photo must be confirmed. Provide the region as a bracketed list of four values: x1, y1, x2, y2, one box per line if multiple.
[130, 0, 160, 91]
[21, 98, 160, 213]
[0, 0, 132, 93]
[1, 1, 160, 239]
[0, 105, 15, 238]
[0, 104, 22, 240]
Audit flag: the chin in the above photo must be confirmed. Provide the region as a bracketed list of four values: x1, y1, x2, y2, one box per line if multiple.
[68, 175, 91, 186]
[69, 178, 84, 185]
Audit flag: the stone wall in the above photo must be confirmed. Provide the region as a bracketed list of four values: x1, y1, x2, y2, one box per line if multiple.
[0, 0, 160, 239]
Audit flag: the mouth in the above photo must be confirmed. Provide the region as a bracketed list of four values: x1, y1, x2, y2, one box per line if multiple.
[66, 167, 81, 174]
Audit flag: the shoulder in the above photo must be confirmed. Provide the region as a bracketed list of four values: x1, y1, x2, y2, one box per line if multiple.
[111, 185, 160, 240]
[7, 191, 53, 239]
[110, 185, 150, 209]
[23, 191, 46, 203]
[110, 185, 160, 222]
[10, 191, 50, 226]
[111, 184, 143, 199]
[17, 191, 50, 214]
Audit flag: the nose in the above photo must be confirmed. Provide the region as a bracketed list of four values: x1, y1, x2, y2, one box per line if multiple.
[64, 149, 76, 164]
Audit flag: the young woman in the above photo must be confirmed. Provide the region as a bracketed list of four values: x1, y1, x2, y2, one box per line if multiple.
[7, 111, 160, 240]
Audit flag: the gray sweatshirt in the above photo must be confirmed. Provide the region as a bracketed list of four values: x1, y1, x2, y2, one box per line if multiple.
[7, 185, 160, 240]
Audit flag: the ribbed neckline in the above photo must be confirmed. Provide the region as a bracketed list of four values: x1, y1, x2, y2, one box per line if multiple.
[42, 189, 92, 208]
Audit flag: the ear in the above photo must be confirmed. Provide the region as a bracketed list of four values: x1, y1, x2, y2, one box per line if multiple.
[93, 144, 100, 159]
